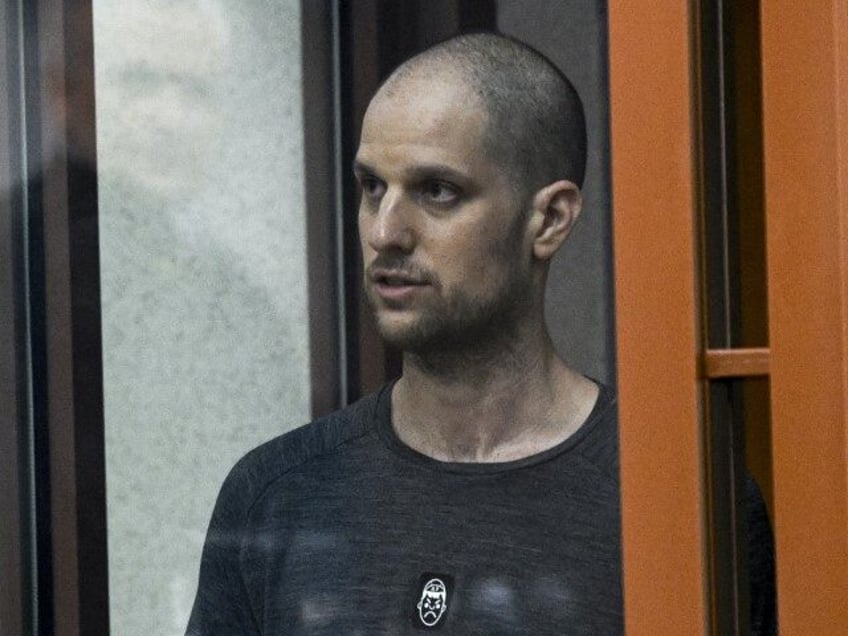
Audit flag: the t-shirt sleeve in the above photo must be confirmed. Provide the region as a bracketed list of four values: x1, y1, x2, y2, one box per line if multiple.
[747, 475, 778, 636]
[185, 461, 261, 635]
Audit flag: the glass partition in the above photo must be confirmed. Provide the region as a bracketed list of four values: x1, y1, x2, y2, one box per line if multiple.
[5, 1, 618, 631]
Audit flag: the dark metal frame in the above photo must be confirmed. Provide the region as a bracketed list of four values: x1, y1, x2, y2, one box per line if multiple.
[302, 1, 346, 416]
[0, 1, 108, 633]
[1, 1, 34, 632]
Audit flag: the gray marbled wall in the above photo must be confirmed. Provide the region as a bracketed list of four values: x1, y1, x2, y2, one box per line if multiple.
[93, 1, 309, 633]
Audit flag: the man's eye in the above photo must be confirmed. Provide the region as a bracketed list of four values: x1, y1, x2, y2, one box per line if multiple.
[360, 177, 385, 200]
[422, 181, 459, 204]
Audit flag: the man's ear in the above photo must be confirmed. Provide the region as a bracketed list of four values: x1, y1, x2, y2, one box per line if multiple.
[529, 180, 582, 261]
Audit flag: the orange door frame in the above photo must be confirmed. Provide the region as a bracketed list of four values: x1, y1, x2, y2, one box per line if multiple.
[760, 1, 848, 631]
[610, 1, 848, 632]
[608, 3, 710, 633]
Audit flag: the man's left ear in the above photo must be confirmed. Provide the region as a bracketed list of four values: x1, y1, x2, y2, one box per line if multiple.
[529, 180, 582, 261]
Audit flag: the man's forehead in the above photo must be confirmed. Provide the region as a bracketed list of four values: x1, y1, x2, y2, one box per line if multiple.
[360, 79, 486, 154]
[351, 65, 516, 189]
[366, 67, 483, 125]
[377, 60, 471, 100]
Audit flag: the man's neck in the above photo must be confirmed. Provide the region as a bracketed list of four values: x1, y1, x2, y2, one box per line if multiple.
[390, 329, 599, 463]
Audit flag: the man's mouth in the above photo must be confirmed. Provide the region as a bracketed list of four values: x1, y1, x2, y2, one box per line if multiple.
[375, 273, 424, 287]
[368, 268, 431, 301]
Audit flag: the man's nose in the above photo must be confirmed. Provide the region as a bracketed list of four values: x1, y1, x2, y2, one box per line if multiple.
[365, 190, 416, 253]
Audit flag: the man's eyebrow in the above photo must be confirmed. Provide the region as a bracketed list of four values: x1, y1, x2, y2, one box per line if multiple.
[352, 160, 374, 176]
[353, 160, 469, 183]
[404, 164, 468, 183]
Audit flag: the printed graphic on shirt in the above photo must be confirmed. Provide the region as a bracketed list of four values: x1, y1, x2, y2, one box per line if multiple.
[412, 573, 453, 629]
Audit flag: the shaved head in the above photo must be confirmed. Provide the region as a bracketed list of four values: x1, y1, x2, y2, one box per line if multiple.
[377, 33, 587, 197]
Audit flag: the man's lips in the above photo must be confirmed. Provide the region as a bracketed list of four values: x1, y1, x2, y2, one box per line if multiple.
[368, 268, 431, 301]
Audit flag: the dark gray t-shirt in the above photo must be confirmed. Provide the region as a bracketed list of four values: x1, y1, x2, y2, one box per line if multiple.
[186, 383, 774, 634]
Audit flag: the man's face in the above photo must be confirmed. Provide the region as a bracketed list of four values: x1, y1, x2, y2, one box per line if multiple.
[354, 74, 534, 353]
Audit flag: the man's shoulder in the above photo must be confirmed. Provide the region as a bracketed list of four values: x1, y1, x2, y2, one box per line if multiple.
[215, 388, 385, 512]
[570, 381, 619, 479]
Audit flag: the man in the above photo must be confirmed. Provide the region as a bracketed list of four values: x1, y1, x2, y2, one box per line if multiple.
[187, 33, 775, 634]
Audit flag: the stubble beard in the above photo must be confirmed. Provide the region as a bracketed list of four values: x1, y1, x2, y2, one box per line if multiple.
[370, 262, 532, 361]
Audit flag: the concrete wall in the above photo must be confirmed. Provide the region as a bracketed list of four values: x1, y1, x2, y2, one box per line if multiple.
[498, 1, 616, 385]
[93, 1, 310, 632]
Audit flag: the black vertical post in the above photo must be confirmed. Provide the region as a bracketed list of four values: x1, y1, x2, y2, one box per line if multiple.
[1, 0, 35, 632]
[17, 1, 109, 633]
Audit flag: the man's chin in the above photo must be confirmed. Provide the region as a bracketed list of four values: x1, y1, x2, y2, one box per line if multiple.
[375, 326, 430, 353]
[374, 315, 444, 353]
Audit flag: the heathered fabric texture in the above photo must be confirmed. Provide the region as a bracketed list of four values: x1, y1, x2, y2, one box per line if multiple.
[186, 384, 775, 634]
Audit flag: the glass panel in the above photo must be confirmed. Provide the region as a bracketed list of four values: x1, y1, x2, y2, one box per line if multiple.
[707, 377, 776, 633]
[701, 0, 768, 351]
[93, 1, 311, 632]
[699, 1, 776, 630]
